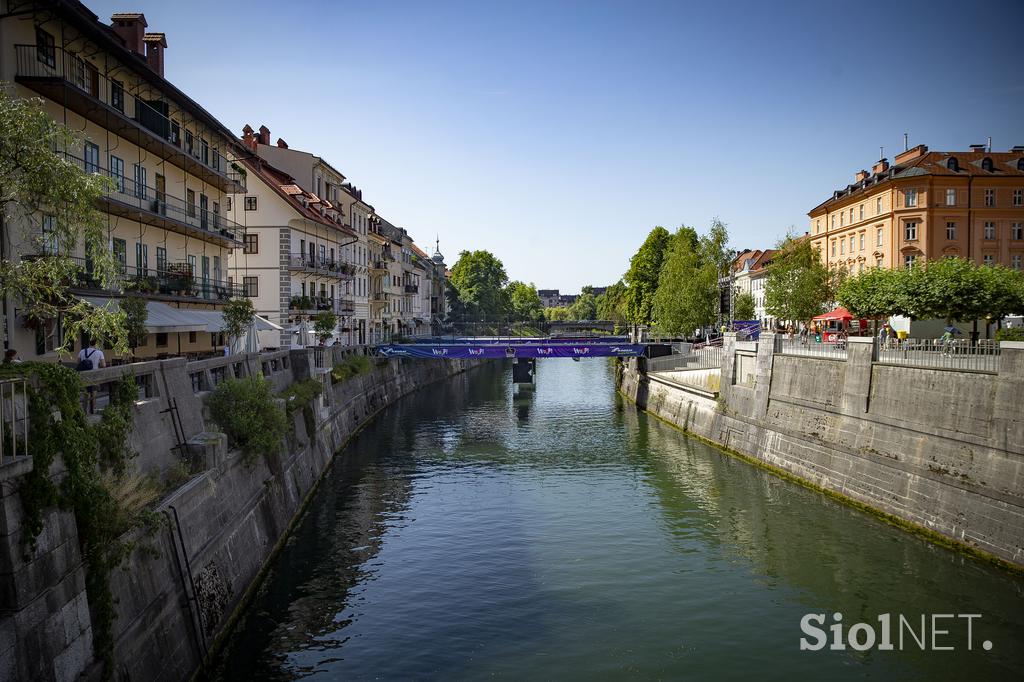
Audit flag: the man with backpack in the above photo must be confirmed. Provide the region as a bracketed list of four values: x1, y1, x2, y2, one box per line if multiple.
[77, 338, 106, 414]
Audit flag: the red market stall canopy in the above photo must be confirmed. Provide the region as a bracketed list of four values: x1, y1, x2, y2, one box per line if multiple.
[813, 307, 854, 322]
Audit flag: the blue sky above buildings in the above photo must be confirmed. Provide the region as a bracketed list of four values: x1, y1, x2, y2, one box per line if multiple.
[87, 0, 1022, 291]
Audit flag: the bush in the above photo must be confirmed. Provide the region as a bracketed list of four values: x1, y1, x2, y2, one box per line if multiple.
[331, 354, 372, 383]
[995, 327, 1024, 342]
[207, 377, 287, 463]
[279, 378, 323, 437]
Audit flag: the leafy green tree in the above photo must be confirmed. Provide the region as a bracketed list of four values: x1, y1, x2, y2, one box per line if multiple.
[121, 295, 148, 360]
[765, 236, 844, 323]
[624, 226, 671, 325]
[223, 297, 256, 350]
[506, 281, 544, 323]
[581, 285, 594, 296]
[569, 293, 597, 320]
[733, 292, 756, 320]
[543, 306, 572, 322]
[596, 280, 628, 323]
[0, 91, 125, 353]
[313, 310, 338, 343]
[652, 219, 731, 335]
[449, 250, 509, 320]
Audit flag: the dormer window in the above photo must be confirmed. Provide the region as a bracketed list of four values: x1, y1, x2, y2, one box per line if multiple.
[946, 157, 959, 172]
[1018, 158, 1024, 171]
[981, 157, 994, 172]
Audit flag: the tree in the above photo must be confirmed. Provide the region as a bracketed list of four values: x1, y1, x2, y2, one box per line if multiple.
[652, 219, 731, 336]
[764, 236, 844, 324]
[313, 311, 338, 343]
[624, 227, 671, 325]
[223, 297, 256, 351]
[121, 295, 148, 360]
[733, 292, 756, 320]
[596, 280, 628, 324]
[543, 307, 572, 322]
[506, 281, 544, 323]
[0, 91, 126, 354]
[449, 250, 509, 320]
[569, 293, 597, 321]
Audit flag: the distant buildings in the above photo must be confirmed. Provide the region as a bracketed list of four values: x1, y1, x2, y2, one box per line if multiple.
[809, 144, 1024, 272]
[537, 287, 609, 308]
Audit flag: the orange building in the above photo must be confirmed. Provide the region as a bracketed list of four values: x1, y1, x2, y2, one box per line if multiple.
[808, 144, 1024, 273]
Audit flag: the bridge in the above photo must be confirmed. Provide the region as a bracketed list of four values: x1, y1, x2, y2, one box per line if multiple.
[378, 336, 645, 359]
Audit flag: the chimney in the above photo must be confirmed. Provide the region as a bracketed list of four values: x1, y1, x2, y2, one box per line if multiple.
[1011, 145, 1024, 153]
[142, 33, 167, 77]
[894, 144, 928, 165]
[276, 138, 288, 149]
[257, 125, 270, 146]
[110, 13, 147, 55]
[969, 144, 987, 153]
[241, 124, 256, 151]
[872, 158, 889, 175]
[855, 169, 869, 183]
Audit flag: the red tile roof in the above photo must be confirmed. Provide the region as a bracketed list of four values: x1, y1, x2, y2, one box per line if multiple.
[242, 157, 355, 235]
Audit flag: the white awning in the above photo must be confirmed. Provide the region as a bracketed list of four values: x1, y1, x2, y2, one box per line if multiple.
[81, 297, 281, 333]
[190, 310, 282, 333]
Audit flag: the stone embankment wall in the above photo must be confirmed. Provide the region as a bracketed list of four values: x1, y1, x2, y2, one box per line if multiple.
[0, 349, 478, 681]
[620, 333, 1024, 570]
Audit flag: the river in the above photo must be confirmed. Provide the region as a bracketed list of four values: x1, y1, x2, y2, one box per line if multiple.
[210, 359, 1023, 680]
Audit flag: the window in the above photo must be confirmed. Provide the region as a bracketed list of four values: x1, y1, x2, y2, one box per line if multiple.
[36, 28, 55, 67]
[156, 333, 168, 348]
[170, 120, 180, 146]
[212, 201, 220, 228]
[876, 258, 883, 268]
[984, 221, 996, 239]
[985, 189, 995, 207]
[840, 239, 845, 255]
[1013, 223, 1023, 240]
[831, 215, 836, 229]
[1014, 189, 1022, 207]
[226, 197, 232, 212]
[244, 196, 258, 211]
[859, 233, 865, 251]
[1012, 255, 1022, 270]
[840, 212, 844, 227]
[244, 233, 258, 254]
[981, 157, 993, 172]
[876, 197, 882, 214]
[84, 142, 99, 173]
[946, 222, 957, 240]
[187, 189, 196, 217]
[111, 79, 124, 112]
[904, 254, 916, 268]
[41, 215, 57, 255]
[135, 242, 148, 275]
[946, 157, 959, 172]
[112, 238, 127, 271]
[201, 139, 209, 166]
[185, 131, 194, 156]
[156, 246, 167, 273]
[815, 219, 820, 234]
[849, 208, 854, 224]
[243, 276, 258, 297]
[133, 163, 146, 199]
[904, 189, 917, 207]
[904, 221, 917, 240]
[859, 205, 864, 221]
[849, 236, 855, 253]
[110, 155, 125, 192]
[876, 228, 883, 246]
[946, 189, 956, 206]
[188, 331, 197, 344]
[199, 194, 208, 229]
[983, 254, 994, 266]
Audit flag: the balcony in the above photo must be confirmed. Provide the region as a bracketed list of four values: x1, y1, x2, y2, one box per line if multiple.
[286, 253, 356, 279]
[15, 44, 245, 193]
[369, 260, 389, 273]
[404, 284, 419, 294]
[61, 256, 246, 302]
[289, 295, 354, 314]
[62, 152, 244, 247]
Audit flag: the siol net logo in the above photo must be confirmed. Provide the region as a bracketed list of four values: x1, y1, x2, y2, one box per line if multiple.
[800, 612, 991, 652]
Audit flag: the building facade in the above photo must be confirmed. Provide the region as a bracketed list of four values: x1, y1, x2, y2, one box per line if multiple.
[809, 144, 1024, 273]
[1, 4, 250, 360]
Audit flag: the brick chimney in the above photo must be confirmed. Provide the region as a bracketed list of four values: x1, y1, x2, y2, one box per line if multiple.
[257, 125, 270, 146]
[241, 124, 256, 151]
[872, 158, 889, 175]
[276, 138, 288, 149]
[894, 144, 928, 165]
[855, 169, 869, 182]
[142, 33, 167, 77]
[110, 13, 147, 55]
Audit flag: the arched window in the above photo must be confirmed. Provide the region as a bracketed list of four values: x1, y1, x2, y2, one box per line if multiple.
[946, 157, 959, 172]
[981, 157, 994, 172]
[1018, 158, 1024, 171]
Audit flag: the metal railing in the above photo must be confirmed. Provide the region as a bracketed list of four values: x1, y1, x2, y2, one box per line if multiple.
[286, 253, 356, 278]
[65, 256, 247, 300]
[877, 338, 1000, 373]
[289, 295, 350, 313]
[404, 284, 419, 294]
[646, 345, 724, 372]
[0, 378, 29, 465]
[775, 335, 848, 360]
[59, 151, 244, 244]
[15, 44, 245, 191]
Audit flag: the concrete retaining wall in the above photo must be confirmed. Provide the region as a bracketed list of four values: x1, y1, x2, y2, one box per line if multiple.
[622, 333, 1024, 570]
[0, 350, 479, 681]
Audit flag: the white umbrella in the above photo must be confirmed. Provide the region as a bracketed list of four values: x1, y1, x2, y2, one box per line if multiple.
[244, 319, 260, 354]
[294, 318, 311, 348]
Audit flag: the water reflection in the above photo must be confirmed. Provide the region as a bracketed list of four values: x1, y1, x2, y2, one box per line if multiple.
[211, 359, 1023, 681]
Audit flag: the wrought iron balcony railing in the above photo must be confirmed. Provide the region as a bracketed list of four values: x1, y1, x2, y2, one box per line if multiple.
[60, 256, 246, 301]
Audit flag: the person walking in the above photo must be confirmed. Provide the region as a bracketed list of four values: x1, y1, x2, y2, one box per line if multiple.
[77, 339, 106, 414]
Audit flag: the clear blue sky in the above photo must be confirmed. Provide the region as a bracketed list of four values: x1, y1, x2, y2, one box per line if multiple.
[89, 0, 1021, 292]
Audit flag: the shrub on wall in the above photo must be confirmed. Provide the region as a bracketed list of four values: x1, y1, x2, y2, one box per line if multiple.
[331, 354, 372, 383]
[995, 327, 1024, 342]
[278, 378, 323, 437]
[207, 377, 287, 463]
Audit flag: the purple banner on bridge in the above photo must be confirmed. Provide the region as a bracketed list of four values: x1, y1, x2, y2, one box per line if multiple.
[378, 343, 645, 359]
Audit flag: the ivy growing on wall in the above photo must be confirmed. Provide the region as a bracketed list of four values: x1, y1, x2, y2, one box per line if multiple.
[1, 362, 157, 679]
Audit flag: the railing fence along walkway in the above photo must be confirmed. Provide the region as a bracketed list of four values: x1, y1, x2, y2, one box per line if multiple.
[876, 337, 1000, 373]
[775, 335, 849, 360]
